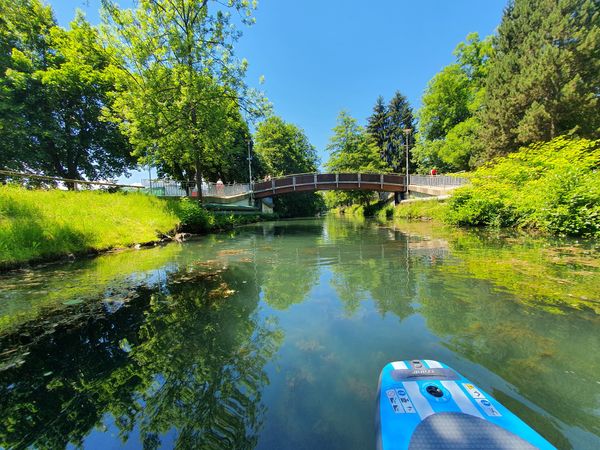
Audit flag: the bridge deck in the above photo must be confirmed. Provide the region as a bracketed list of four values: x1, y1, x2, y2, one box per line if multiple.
[252, 173, 406, 198]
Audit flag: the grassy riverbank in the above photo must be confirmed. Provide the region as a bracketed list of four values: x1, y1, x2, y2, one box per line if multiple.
[0, 185, 273, 270]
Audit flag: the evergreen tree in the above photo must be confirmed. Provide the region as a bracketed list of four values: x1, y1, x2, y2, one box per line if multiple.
[480, 0, 600, 157]
[386, 91, 415, 173]
[366, 96, 388, 161]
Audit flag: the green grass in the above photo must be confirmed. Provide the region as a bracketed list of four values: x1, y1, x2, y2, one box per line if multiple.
[0, 186, 277, 269]
[376, 199, 449, 222]
[0, 185, 180, 268]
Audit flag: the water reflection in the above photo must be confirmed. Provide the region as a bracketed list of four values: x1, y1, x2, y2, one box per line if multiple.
[0, 264, 282, 449]
[0, 217, 598, 449]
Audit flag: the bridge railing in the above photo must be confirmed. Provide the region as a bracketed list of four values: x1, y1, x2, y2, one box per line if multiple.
[409, 175, 469, 188]
[252, 172, 406, 194]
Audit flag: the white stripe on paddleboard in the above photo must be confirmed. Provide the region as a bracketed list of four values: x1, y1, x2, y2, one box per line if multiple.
[441, 381, 483, 418]
[403, 381, 434, 419]
[391, 361, 408, 370]
[424, 360, 442, 368]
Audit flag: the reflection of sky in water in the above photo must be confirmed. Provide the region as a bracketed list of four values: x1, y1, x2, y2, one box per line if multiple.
[1, 217, 599, 450]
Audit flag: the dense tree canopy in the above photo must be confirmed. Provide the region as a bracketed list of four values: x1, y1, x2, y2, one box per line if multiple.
[253, 116, 323, 217]
[412, 33, 492, 172]
[325, 111, 389, 207]
[479, 0, 600, 158]
[101, 0, 268, 199]
[0, 1, 134, 182]
[254, 116, 318, 176]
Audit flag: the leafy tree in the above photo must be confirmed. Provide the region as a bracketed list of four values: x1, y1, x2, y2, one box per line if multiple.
[102, 0, 268, 200]
[253, 115, 322, 217]
[413, 33, 492, 172]
[0, 1, 133, 182]
[386, 91, 416, 173]
[325, 111, 388, 207]
[480, 0, 600, 158]
[254, 116, 318, 176]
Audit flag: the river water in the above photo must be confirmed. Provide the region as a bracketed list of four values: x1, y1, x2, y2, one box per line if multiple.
[0, 217, 598, 450]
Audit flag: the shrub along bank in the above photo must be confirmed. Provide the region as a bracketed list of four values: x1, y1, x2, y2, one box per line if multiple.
[0, 186, 274, 270]
[374, 137, 599, 238]
[446, 137, 600, 237]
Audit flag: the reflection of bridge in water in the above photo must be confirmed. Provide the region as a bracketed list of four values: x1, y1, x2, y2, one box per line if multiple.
[252, 223, 450, 263]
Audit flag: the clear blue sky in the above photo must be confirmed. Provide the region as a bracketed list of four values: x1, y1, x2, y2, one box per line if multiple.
[50, 0, 507, 178]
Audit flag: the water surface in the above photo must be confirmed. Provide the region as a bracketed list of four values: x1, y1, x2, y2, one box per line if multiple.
[0, 217, 598, 449]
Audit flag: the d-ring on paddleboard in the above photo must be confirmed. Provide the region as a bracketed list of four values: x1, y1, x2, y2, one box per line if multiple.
[377, 360, 555, 449]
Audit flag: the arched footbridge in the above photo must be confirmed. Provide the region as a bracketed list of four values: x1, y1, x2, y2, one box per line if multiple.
[252, 173, 408, 198]
[142, 173, 468, 207]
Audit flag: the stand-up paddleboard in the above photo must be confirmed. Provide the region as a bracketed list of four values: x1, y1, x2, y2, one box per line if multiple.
[377, 360, 555, 449]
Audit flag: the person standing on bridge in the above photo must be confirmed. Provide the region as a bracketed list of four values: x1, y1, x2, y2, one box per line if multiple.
[430, 168, 438, 176]
[216, 178, 224, 196]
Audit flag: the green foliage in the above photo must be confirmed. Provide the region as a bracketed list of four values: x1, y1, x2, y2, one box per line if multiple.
[254, 115, 323, 217]
[366, 92, 416, 172]
[366, 96, 388, 159]
[0, 2, 134, 180]
[325, 111, 389, 208]
[413, 33, 492, 173]
[446, 137, 600, 236]
[0, 185, 276, 268]
[254, 116, 318, 175]
[167, 198, 212, 232]
[101, 0, 268, 195]
[387, 91, 416, 173]
[0, 185, 179, 268]
[480, 0, 600, 157]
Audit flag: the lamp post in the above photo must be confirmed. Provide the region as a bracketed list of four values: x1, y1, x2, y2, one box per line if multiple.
[403, 128, 412, 193]
[247, 138, 254, 203]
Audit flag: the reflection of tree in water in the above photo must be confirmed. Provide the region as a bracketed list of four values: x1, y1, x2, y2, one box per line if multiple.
[416, 270, 600, 448]
[0, 263, 282, 449]
[256, 222, 323, 310]
[325, 217, 416, 319]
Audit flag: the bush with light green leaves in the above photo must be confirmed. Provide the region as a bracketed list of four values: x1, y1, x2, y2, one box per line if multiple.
[446, 137, 600, 237]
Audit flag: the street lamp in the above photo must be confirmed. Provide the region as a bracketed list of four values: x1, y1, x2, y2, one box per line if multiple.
[247, 138, 254, 203]
[403, 128, 412, 192]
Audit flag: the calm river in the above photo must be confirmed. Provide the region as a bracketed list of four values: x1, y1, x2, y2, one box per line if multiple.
[0, 217, 598, 449]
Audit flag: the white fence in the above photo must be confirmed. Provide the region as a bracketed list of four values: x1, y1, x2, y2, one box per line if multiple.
[143, 180, 251, 198]
[409, 175, 469, 188]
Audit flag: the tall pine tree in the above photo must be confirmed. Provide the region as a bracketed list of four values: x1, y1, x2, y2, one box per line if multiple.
[480, 0, 600, 157]
[387, 91, 415, 173]
[366, 96, 388, 162]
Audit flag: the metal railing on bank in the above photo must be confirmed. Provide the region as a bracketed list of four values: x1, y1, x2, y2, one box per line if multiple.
[0, 170, 251, 198]
[0, 169, 144, 190]
[142, 180, 251, 198]
[408, 175, 469, 187]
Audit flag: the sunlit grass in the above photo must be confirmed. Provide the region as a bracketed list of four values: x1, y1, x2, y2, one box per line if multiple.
[0, 185, 179, 268]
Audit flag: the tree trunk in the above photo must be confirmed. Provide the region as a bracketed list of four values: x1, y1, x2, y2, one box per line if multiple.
[195, 152, 203, 204]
